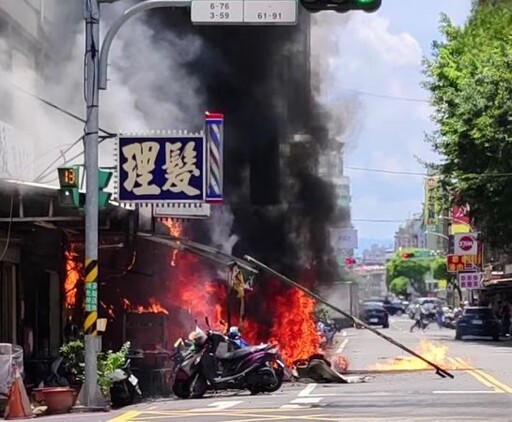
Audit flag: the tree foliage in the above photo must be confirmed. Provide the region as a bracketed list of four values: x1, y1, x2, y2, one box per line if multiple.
[386, 251, 431, 295]
[389, 276, 409, 297]
[423, 2, 512, 251]
[431, 257, 450, 281]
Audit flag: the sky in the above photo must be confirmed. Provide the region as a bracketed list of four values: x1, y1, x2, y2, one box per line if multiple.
[326, 0, 473, 248]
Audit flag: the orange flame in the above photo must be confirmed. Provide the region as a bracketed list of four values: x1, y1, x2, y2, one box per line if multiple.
[123, 297, 169, 315]
[269, 289, 320, 366]
[162, 218, 183, 266]
[64, 244, 82, 308]
[368, 340, 470, 371]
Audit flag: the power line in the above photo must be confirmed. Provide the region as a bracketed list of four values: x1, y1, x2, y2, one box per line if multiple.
[345, 166, 427, 176]
[11, 83, 115, 137]
[352, 219, 406, 223]
[342, 88, 430, 103]
[345, 166, 512, 179]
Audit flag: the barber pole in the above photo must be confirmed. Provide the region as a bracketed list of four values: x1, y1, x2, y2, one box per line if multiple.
[205, 112, 224, 203]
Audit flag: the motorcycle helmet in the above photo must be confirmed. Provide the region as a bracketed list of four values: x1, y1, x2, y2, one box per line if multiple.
[228, 326, 240, 338]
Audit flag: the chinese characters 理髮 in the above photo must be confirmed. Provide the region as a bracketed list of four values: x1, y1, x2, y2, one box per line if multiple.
[121, 140, 201, 196]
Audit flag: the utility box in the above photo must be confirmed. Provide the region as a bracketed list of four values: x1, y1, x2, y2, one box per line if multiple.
[317, 281, 359, 328]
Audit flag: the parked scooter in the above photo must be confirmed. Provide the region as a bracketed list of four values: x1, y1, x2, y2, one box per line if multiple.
[108, 360, 142, 408]
[172, 318, 285, 399]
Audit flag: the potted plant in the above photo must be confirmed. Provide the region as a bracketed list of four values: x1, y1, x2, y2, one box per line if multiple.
[58, 337, 131, 403]
[59, 339, 85, 392]
[97, 342, 131, 401]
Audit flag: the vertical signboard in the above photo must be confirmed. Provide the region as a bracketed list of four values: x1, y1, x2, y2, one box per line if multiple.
[205, 112, 224, 203]
[117, 135, 206, 203]
[424, 176, 439, 226]
[451, 204, 471, 234]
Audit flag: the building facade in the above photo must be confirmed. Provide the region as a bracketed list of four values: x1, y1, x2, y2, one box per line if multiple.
[318, 142, 357, 267]
[0, 1, 62, 180]
[394, 215, 426, 250]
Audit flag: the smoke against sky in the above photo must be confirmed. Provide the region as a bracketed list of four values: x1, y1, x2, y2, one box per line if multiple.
[0, 0, 203, 184]
[310, 13, 363, 147]
[0, 1, 340, 279]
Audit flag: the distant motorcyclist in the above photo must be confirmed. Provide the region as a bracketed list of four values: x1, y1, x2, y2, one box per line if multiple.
[410, 303, 427, 332]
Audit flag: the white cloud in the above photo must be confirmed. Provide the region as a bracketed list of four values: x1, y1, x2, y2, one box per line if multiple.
[347, 14, 422, 66]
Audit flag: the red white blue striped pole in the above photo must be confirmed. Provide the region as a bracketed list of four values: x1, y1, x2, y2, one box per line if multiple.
[205, 112, 224, 203]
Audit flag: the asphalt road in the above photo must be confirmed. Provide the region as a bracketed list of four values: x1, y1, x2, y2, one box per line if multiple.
[41, 316, 512, 421]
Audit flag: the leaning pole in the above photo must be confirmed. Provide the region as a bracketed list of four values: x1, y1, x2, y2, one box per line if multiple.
[244, 255, 454, 379]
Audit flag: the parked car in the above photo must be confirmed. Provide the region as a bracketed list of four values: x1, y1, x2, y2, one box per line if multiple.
[382, 300, 406, 316]
[359, 302, 389, 328]
[455, 307, 501, 341]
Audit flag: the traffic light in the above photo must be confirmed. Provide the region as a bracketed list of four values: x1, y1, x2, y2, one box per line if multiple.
[300, 0, 381, 14]
[58, 166, 84, 208]
[345, 257, 356, 266]
[98, 169, 113, 209]
[57, 167, 113, 209]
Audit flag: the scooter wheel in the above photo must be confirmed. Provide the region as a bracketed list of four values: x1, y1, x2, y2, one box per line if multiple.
[172, 379, 192, 399]
[263, 369, 283, 393]
[190, 374, 208, 399]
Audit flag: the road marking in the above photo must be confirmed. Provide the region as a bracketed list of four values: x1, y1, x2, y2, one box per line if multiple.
[451, 357, 512, 393]
[448, 357, 498, 391]
[290, 397, 323, 404]
[298, 383, 317, 397]
[336, 338, 349, 354]
[107, 410, 141, 422]
[191, 400, 244, 412]
[433, 390, 499, 394]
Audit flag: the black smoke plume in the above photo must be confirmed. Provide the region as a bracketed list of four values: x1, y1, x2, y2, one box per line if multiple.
[148, 9, 342, 282]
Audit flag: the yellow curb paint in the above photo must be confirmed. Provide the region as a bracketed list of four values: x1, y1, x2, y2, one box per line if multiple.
[453, 357, 510, 393]
[107, 410, 141, 422]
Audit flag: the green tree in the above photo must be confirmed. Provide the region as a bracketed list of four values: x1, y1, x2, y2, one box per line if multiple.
[423, 2, 512, 251]
[389, 276, 409, 296]
[386, 251, 431, 295]
[431, 257, 449, 281]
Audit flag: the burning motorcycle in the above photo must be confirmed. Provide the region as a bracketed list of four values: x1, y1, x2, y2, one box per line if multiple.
[172, 319, 285, 399]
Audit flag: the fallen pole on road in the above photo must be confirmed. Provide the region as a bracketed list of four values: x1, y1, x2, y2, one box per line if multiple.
[244, 255, 454, 379]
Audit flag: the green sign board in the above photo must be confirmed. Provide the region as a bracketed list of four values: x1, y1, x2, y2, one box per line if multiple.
[85, 283, 98, 312]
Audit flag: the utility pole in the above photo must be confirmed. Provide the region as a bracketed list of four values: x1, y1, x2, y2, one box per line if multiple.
[81, 0, 104, 409]
[79, 0, 197, 409]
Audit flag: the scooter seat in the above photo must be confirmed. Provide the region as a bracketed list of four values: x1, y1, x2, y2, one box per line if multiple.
[219, 345, 266, 360]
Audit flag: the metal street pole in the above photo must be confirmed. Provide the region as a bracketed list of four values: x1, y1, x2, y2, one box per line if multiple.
[81, 0, 104, 409]
[81, 0, 193, 408]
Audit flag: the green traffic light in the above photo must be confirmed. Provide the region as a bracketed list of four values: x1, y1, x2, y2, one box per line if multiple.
[354, 0, 381, 11]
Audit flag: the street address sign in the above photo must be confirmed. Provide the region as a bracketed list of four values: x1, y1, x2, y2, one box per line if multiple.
[191, 0, 297, 24]
[191, 0, 243, 23]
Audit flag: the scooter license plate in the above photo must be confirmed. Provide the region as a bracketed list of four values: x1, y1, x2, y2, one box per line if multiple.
[128, 375, 138, 386]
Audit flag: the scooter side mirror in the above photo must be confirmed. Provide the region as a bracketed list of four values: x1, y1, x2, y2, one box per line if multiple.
[205, 316, 211, 329]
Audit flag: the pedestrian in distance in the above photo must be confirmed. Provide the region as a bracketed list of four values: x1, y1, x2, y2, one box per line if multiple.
[501, 302, 511, 337]
[436, 306, 445, 329]
[410, 303, 427, 332]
